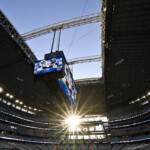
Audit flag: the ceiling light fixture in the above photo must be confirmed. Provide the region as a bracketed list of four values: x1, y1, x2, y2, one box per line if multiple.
[20, 101, 23, 105]
[0, 87, 3, 93]
[10, 95, 14, 99]
[15, 100, 19, 103]
[6, 93, 10, 97]
[147, 92, 150, 96]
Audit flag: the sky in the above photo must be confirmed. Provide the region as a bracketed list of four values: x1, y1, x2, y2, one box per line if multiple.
[0, 0, 102, 80]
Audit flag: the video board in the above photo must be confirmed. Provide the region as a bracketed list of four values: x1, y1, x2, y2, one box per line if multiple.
[33, 51, 77, 109]
[56, 57, 77, 108]
[34, 57, 63, 76]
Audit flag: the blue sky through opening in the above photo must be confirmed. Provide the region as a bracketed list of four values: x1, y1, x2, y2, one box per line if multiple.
[0, 0, 102, 79]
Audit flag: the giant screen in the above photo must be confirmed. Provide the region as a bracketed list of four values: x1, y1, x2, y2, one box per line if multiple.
[34, 57, 63, 76]
[33, 54, 77, 109]
[56, 61, 77, 109]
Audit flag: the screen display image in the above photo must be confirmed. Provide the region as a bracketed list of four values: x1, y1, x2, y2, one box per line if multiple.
[57, 63, 77, 108]
[34, 57, 63, 76]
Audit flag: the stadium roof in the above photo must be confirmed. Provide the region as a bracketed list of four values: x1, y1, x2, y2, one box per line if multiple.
[0, 9, 106, 118]
[76, 78, 106, 115]
[2, 0, 150, 118]
[102, 0, 150, 111]
[0, 10, 57, 115]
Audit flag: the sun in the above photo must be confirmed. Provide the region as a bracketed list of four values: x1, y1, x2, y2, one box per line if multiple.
[65, 115, 81, 132]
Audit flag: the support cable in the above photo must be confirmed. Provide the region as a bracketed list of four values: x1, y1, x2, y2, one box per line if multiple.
[57, 29, 61, 51]
[66, 0, 88, 58]
[51, 30, 56, 53]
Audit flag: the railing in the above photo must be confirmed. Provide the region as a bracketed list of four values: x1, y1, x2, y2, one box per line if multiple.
[0, 108, 150, 128]
[0, 135, 149, 144]
[0, 118, 60, 131]
[109, 110, 150, 123]
[111, 119, 150, 129]
[0, 109, 59, 125]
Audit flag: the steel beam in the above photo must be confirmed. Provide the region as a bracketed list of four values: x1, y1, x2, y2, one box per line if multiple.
[75, 77, 103, 84]
[0, 10, 37, 64]
[22, 13, 101, 41]
[67, 55, 102, 65]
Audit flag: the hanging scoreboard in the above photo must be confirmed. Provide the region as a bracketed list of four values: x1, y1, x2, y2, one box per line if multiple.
[33, 51, 77, 109]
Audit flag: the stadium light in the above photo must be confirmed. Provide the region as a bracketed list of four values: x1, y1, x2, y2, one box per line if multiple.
[20, 101, 23, 105]
[65, 116, 81, 132]
[15, 100, 19, 103]
[135, 98, 140, 102]
[103, 8, 107, 11]
[10, 95, 14, 99]
[0, 87, 3, 93]
[6, 93, 10, 97]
